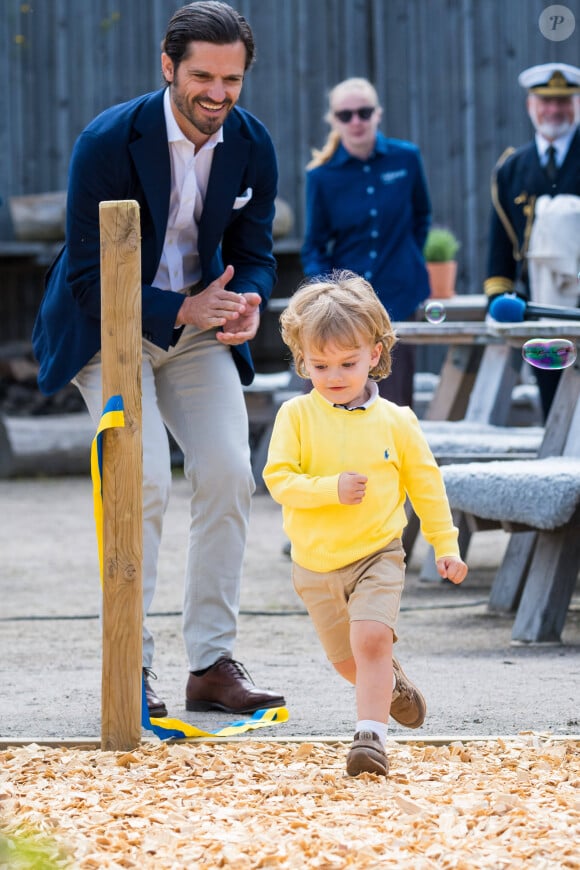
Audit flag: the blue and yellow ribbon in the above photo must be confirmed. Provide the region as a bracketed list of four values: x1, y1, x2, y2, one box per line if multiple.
[91, 394, 125, 586]
[141, 676, 289, 741]
[92, 395, 290, 740]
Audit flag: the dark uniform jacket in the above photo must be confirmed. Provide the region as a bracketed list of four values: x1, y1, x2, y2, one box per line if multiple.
[485, 127, 580, 300]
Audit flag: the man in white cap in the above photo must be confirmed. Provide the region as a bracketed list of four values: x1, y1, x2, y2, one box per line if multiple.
[484, 62, 580, 419]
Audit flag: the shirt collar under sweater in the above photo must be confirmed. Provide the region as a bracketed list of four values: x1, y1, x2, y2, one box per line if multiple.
[318, 379, 379, 411]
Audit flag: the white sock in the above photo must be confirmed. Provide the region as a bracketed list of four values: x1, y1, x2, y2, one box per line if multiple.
[356, 719, 388, 745]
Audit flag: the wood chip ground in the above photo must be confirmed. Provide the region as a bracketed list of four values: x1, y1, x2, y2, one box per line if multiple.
[1, 734, 579, 868]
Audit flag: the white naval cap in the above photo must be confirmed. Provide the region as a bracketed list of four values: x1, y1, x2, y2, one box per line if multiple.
[518, 62, 580, 96]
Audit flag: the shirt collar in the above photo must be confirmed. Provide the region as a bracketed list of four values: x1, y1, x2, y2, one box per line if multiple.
[163, 86, 223, 150]
[535, 125, 577, 164]
[332, 132, 389, 167]
[328, 379, 380, 411]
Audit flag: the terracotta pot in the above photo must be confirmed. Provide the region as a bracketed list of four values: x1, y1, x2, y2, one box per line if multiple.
[426, 260, 457, 298]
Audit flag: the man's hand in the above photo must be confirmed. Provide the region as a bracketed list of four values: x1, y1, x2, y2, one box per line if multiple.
[217, 291, 261, 345]
[175, 265, 248, 330]
[338, 472, 368, 505]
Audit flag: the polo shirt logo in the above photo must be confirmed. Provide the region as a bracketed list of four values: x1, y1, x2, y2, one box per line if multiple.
[381, 169, 407, 184]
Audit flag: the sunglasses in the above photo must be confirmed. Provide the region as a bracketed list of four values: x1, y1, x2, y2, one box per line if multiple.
[334, 106, 376, 123]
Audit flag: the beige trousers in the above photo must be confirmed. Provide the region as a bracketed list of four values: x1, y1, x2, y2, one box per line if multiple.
[74, 325, 255, 671]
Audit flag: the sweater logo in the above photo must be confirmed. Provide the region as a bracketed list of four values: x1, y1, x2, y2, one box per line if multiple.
[384, 449, 389, 459]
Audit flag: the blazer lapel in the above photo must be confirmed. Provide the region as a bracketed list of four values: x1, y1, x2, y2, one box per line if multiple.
[558, 128, 580, 189]
[127, 99, 252, 278]
[199, 111, 250, 267]
[129, 89, 171, 267]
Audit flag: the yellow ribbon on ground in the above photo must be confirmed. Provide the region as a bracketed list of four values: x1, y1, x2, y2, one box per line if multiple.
[91, 395, 290, 740]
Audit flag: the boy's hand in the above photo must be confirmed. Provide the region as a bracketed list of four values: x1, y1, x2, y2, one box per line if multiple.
[338, 472, 368, 505]
[436, 556, 468, 584]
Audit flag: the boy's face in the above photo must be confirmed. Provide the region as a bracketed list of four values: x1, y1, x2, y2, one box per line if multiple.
[303, 338, 382, 408]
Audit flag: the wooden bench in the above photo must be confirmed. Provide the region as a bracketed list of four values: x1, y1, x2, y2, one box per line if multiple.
[401, 420, 544, 563]
[419, 420, 543, 464]
[438, 362, 580, 644]
[0, 412, 94, 477]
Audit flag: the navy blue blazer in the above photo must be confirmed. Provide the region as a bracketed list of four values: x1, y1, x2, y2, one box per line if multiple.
[32, 88, 278, 394]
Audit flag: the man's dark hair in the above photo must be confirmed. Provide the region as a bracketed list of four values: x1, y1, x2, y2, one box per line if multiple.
[163, 1, 255, 71]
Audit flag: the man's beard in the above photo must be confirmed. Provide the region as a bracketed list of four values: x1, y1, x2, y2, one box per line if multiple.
[171, 87, 232, 136]
[536, 119, 575, 140]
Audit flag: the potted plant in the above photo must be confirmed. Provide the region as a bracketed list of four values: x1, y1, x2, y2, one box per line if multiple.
[423, 227, 461, 298]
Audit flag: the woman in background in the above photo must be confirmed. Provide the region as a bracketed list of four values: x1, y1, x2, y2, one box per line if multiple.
[301, 77, 432, 406]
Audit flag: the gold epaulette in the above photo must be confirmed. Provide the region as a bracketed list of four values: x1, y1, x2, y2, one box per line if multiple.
[495, 146, 516, 169]
[483, 276, 515, 298]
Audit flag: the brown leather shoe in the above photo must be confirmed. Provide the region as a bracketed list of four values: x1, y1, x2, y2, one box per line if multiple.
[186, 656, 285, 714]
[143, 668, 168, 718]
[346, 731, 389, 777]
[390, 656, 426, 728]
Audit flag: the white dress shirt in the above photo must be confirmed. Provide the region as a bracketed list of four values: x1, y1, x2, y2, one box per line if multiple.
[153, 87, 223, 293]
[535, 125, 577, 169]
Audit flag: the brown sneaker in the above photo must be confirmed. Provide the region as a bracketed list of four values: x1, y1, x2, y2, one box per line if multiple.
[186, 656, 285, 714]
[346, 731, 389, 777]
[390, 656, 427, 728]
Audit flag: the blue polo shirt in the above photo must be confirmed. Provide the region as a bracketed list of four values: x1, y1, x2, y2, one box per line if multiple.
[301, 133, 432, 320]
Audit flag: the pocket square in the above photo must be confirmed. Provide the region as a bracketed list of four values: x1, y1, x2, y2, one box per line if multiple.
[233, 187, 253, 209]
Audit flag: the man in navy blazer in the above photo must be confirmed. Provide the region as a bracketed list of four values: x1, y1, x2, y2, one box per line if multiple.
[33, 1, 285, 717]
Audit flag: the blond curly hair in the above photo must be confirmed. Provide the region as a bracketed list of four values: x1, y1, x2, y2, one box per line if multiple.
[280, 270, 396, 380]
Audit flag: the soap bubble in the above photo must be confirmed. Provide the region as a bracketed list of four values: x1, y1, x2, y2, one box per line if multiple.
[425, 301, 446, 324]
[522, 338, 577, 370]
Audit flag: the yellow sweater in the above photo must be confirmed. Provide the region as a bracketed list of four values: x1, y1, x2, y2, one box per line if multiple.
[263, 389, 459, 572]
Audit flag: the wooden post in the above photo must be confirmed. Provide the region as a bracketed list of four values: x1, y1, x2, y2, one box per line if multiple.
[99, 200, 143, 751]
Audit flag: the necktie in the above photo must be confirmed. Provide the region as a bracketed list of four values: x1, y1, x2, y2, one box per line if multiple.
[545, 145, 558, 183]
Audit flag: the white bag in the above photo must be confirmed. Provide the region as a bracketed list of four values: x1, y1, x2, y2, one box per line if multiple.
[527, 194, 580, 306]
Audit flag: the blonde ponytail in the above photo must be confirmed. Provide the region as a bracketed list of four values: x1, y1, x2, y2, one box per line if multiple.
[306, 130, 341, 169]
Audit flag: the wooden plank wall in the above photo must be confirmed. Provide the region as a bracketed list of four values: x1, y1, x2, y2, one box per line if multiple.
[0, 0, 579, 296]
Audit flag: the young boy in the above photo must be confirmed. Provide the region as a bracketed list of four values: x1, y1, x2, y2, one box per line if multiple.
[263, 271, 468, 777]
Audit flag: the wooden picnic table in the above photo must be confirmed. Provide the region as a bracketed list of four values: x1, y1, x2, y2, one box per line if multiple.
[396, 315, 580, 642]
[395, 315, 580, 424]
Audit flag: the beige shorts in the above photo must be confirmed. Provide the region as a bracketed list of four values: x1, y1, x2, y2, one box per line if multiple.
[292, 540, 405, 663]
